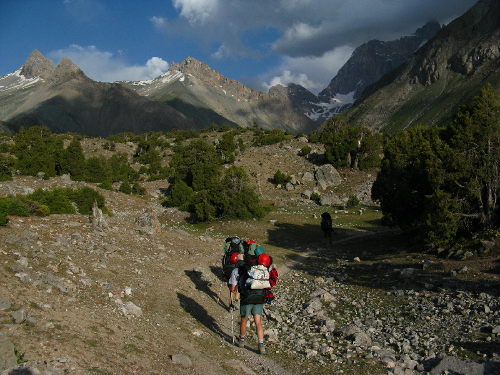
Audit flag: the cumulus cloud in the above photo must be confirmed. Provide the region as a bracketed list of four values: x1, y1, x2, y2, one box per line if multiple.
[48, 45, 169, 82]
[261, 47, 354, 94]
[157, 0, 476, 59]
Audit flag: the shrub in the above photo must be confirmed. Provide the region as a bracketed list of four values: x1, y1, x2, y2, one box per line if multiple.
[26, 189, 76, 215]
[119, 180, 132, 194]
[310, 192, 321, 204]
[22, 199, 50, 216]
[166, 180, 194, 208]
[274, 170, 292, 185]
[98, 180, 114, 191]
[132, 183, 146, 195]
[0, 197, 30, 220]
[347, 194, 360, 207]
[0, 143, 9, 152]
[68, 187, 107, 215]
[300, 146, 312, 156]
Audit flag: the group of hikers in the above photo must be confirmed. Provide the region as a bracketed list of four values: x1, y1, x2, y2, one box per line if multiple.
[219, 213, 333, 354]
[221, 236, 278, 355]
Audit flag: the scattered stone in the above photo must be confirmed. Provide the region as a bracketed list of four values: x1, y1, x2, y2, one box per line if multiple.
[11, 308, 27, 324]
[171, 354, 193, 368]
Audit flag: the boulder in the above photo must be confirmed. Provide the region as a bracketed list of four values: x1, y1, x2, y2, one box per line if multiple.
[315, 164, 341, 190]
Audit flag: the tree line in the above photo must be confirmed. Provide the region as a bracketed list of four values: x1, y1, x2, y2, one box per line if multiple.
[372, 84, 500, 246]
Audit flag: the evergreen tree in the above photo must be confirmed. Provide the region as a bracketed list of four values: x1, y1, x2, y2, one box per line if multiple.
[84, 156, 108, 183]
[12, 126, 63, 177]
[62, 136, 86, 180]
[0, 154, 15, 181]
[170, 139, 222, 191]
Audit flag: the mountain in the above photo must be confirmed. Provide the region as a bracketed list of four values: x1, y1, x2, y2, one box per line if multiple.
[0, 50, 196, 137]
[121, 57, 316, 133]
[0, 52, 316, 137]
[344, 0, 500, 132]
[302, 21, 442, 123]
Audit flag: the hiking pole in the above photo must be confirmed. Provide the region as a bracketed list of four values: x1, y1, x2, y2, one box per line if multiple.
[230, 305, 234, 344]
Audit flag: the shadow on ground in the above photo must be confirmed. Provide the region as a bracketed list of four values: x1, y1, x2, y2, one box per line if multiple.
[269, 223, 500, 296]
[177, 292, 231, 343]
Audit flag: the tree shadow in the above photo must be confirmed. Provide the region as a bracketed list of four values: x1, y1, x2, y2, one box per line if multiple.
[177, 292, 232, 343]
[483, 258, 500, 275]
[271, 223, 500, 296]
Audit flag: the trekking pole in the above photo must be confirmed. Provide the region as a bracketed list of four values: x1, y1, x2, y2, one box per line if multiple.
[217, 280, 223, 305]
[230, 305, 234, 344]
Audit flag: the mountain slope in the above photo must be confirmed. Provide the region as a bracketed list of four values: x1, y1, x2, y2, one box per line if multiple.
[0, 50, 196, 137]
[344, 0, 500, 132]
[122, 57, 317, 133]
[304, 21, 442, 123]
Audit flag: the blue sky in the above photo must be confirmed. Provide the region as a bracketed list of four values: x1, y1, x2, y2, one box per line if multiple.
[1, 0, 478, 94]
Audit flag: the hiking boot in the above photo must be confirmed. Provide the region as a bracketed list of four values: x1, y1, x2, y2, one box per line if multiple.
[258, 343, 266, 354]
[238, 338, 245, 348]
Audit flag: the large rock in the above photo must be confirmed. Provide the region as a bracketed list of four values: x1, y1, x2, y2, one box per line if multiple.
[315, 164, 341, 190]
[0, 332, 17, 371]
[320, 192, 342, 206]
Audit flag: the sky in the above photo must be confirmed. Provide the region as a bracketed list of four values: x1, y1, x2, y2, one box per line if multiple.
[1, 0, 478, 94]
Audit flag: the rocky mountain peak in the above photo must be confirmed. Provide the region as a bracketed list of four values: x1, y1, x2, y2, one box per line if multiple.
[49, 57, 88, 83]
[20, 49, 56, 79]
[169, 57, 262, 102]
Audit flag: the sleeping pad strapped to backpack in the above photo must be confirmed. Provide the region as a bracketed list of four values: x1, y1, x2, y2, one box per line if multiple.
[238, 255, 278, 304]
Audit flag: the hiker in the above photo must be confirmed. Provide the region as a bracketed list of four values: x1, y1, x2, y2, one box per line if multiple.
[243, 238, 257, 255]
[320, 212, 333, 246]
[222, 236, 244, 307]
[222, 236, 244, 280]
[228, 249, 277, 355]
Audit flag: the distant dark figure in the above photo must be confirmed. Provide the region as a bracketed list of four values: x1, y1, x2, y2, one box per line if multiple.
[320, 212, 333, 246]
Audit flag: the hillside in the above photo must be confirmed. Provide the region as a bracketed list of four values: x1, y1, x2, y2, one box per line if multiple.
[1, 134, 500, 375]
[344, 0, 500, 132]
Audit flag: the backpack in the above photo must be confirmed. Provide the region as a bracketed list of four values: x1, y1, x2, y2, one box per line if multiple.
[221, 237, 243, 280]
[243, 239, 257, 255]
[223, 237, 243, 254]
[320, 212, 332, 231]
[238, 257, 278, 304]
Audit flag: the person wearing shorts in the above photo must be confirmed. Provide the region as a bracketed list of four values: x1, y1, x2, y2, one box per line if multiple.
[228, 258, 266, 354]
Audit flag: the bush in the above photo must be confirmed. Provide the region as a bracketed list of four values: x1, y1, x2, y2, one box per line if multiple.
[26, 189, 76, 215]
[166, 180, 194, 208]
[300, 146, 312, 156]
[119, 180, 132, 194]
[347, 194, 360, 207]
[0, 197, 30, 220]
[68, 187, 107, 215]
[98, 180, 114, 191]
[310, 192, 321, 204]
[26, 187, 108, 216]
[132, 183, 147, 195]
[274, 170, 292, 185]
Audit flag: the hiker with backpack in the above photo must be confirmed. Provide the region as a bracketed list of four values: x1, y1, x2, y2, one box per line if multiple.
[222, 236, 244, 307]
[228, 247, 278, 355]
[320, 212, 333, 247]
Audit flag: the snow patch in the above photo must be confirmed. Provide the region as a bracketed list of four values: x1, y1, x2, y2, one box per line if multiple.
[0, 69, 42, 92]
[306, 91, 356, 122]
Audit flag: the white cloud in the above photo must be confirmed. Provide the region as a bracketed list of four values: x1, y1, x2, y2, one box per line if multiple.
[48, 45, 169, 82]
[263, 47, 354, 94]
[172, 0, 218, 25]
[155, 0, 476, 60]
